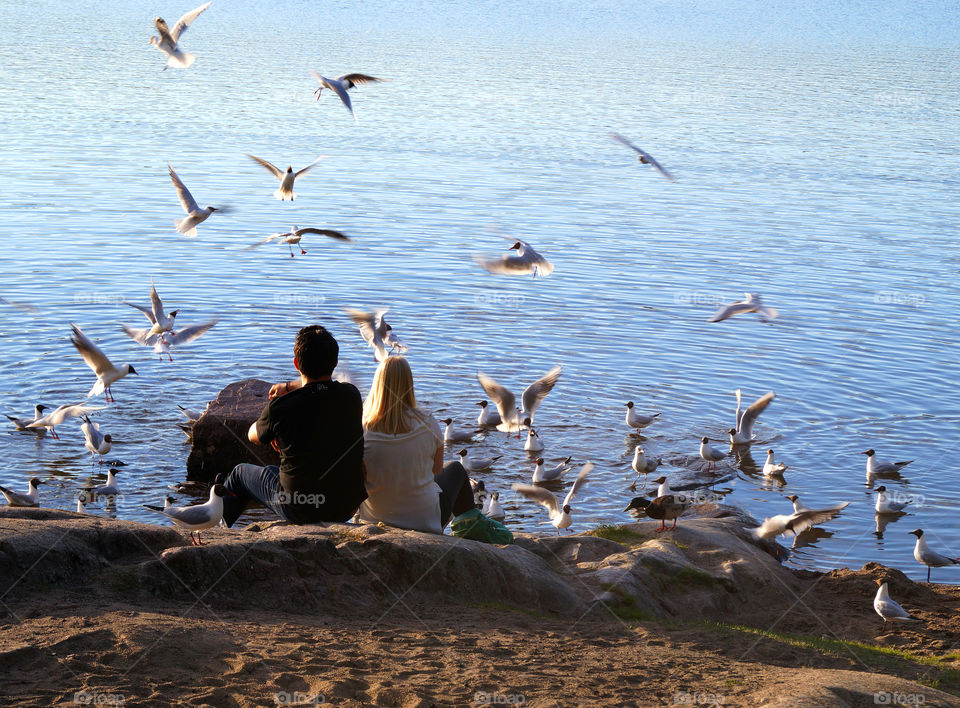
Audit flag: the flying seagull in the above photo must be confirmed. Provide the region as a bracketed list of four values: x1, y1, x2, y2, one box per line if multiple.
[249, 225, 350, 257]
[168, 164, 225, 236]
[311, 70, 387, 122]
[149, 2, 212, 70]
[610, 133, 675, 181]
[476, 365, 562, 434]
[474, 238, 554, 278]
[246, 155, 326, 201]
[344, 308, 407, 362]
[70, 324, 138, 402]
[709, 293, 778, 323]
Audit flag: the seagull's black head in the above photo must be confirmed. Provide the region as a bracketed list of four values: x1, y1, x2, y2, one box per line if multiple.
[213, 484, 234, 497]
[876, 485, 887, 493]
[625, 401, 634, 408]
[728, 428, 738, 435]
[562, 504, 572, 514]
[509, 241, 521, 250]
[624, 497, 650, 512]
[170, 310, 180, 318]
[523, 417, 532, 427]
[536, 457, 544, 465]
[701, 436, 709, 443]
[37, 404, 48, 412]
[103, 434, 113, 443]
[442, 418, 453, 425]
[128, 365, 139, 375]
[909, 529, 923, 538]
[29, 477, 44, 487]
[108, 468, 121, 475]
[457, 449, 468, 457]
[477, 400, 488, 408]
[863, 449, 875, 456]
[767, 449, 775, 455]
[785, 495, 799, 502]
[166, 496, 176, 503]
[207, 206, 219, 212]
[286, 166, 293, 173]
[653, 475, 667, 485]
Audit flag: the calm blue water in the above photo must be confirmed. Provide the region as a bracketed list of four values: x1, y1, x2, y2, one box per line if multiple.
[1, 1, 958, 581]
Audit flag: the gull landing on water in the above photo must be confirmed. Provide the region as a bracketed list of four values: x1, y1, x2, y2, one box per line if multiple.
[26, 403, 103, 438]
[123, 278, 179, 343]
[149, 2, 211, 70]
[168, 164, 226, 237]
[249, 225, 350, 257]
[123, 319, 217, 361]
[513, 463, 591, 536]
[344, 308, 407, 362]
[311, 70, 387, 122]
[474, 238, 554, 278]
[728, 391, 775, 444]
[709, 293, 779, 323]
[476, 365, 562, 436]
[610, 133, 675, 181]
[246, 155, 326, 201]
[70, 325, 138, 402]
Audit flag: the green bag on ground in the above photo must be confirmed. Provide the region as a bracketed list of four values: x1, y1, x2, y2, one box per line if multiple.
[450, 509, 514, 545]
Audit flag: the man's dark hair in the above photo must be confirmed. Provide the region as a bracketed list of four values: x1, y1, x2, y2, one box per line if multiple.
[294, 325, 338, 378]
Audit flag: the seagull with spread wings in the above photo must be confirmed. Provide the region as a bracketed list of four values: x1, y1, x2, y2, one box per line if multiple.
[611, 133, 675, 181]
[168, 164, 225, 236]
[246, 155, 326, 201]
[513, 463, 591, 535]
[476, 365, 562, 435]
[474, 237, 554, 278]
[311, 70, 387, 122]
[70, 324, 138, 402]
[149, 2, 212, 70]
[123, 278, 179, 343]
[345, 308, 407, 362]
[249, 225, 350, 257]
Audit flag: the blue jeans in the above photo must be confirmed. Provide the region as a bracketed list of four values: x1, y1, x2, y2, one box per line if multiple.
[221, 463, 304, 527]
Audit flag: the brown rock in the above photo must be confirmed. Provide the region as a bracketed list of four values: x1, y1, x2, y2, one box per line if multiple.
[185, 378, 280, 482]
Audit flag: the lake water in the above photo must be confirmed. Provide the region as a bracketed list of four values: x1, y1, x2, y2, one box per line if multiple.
[1, 1, 958, 581]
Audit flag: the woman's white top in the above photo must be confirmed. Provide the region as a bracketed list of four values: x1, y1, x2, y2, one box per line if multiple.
[358, 411, 444, 534]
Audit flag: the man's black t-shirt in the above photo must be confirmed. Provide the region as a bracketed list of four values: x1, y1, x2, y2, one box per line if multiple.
[255, 380, 366, 522]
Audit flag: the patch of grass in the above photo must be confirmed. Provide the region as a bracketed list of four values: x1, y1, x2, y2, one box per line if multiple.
[599, 583, 658, 623]
[644, 564, 717, 592]
[587, 525, 649, 547]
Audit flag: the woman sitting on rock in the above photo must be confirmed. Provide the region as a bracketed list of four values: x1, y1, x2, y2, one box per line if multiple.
[357, 355, 474, 533]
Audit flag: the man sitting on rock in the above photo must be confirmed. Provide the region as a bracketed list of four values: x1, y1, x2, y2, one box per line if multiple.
[220, 325, 366, 526]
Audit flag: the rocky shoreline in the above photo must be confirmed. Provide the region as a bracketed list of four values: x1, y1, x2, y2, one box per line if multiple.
[1, 507, 958, 705]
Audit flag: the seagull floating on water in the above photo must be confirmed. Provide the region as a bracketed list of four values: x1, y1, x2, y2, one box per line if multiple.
[149, 2, 211, 70]
[476, 400, 502, 427]
[762, 449, 788, 476]
[476, 365, 562, 435]
[27, 402, 104, 438]
[875, 485, 911, 514]
[145, 484, 231, 545]
[246, 155, 326, 201]
[610, 133, 675, 181]
[524, 428, 545, 453]
[909, 529, 959, 582]
[532, 456, 572, 484]
[863, 449, 913, 479]
[874, 580, 919, 632]
[474, 236, 554, 278]
[345, 308, 407, 362]
[0, 478, 45, 507]
[311, 70, 387, 122]
[5, 404, 48, 434]
[625, 402, 659, 430]
[442, 418, 475, 444]
[85, 468, 121, 502]
[81, 415, 112, 466]
[513, 463, 591, 535]
[167, 164, 225, 237]
[249, 225, 350, 257]
[483, 491, 506, 522]
[709, 293, 778, 323]
[457, 448, 501, 473]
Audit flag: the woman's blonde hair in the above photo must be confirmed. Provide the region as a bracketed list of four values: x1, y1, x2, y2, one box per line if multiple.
[363, 356, 420, 434]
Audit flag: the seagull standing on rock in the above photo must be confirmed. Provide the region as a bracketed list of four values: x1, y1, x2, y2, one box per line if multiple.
[145, 484, 231, 545]
[699, 437, 727, 473]
[629, 446, 661, 491]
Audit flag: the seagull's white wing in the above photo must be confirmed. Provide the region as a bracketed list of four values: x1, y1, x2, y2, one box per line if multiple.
[738, 392, 775, 438]
[784, 507, 845, 537]
[246, 233, 287, 250]
[164, 503, 216, 526]
[124, 301, 156, 324]
[876, 597, 913, 620]
[70, 324, 115, 376]
[708, 301, 756, 322]
[121, 325, 154, 346]
[294, 157, 327, 179]
[473, 254, 534, 275]
[168, 164, 199, 214]
[476, 372, 517, 426]
[166, 319, 217, 347]
[149, 278, 165, 322]
[757, 305, 779, 320]
[170, 1, 212, 42]
[345, 308, 379, 345]
[563, 463, 592, 507]
[521, 365, 562, 416]
[246, 154, 284, 180]
[511, 483, 559, 516]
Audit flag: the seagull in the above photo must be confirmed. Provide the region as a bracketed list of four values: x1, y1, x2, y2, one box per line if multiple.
[708, 293, 779, 323]
[874, 580, 920, 632]
[749, 506, 848, 548]
[474, 238, 554, 278]
[651, 475, 672, 498]
[69, 324, 138, 402]
[610, 133, 675, 181]
[246, 155, 325, 201]
[0, 478, 44, 507]
[248, 225, 350, 258]
[168, 164, 225, 237]
[149, 2, 211, 70]
[123, 319, 217, 361]
[144, 484, 231, 545]
[762, 449, 788, 476]
[699, 437, 727, 473]
[442, 418, 475, 444]
[863, 449, 913, 479]
[625, 402, 659, 430]
[785, 495, 849, 516]
[26, 402, 104, 439]
[728, 391, 775, 444]
[5, 404, 48, 433]
[624, 494, 689, 532]
[476, 400, 502, 427]
[177, 403, 208, 422]
[483, 491, 506, 522]
[84, 468, 121, 503]
[909, 529, 959, 582]
[76, 494, 88, 514]
[532, 456, 572, 483]
[512, 463, 591, 535]
[476, 365, 562, 435]
[80, 415, 112, 466]
[629, 446, 661, 491]
[344, 308, 407, 362]
[310, 70, 387, 122]
[524, 428, 545, 453]
[875, 485, 911, 514]
[470, 478, 487, 507]
[457, 449, 501, 473]
[123, 278, 179, 342]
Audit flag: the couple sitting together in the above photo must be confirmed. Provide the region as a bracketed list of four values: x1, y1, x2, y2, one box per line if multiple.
[220, 324, 475, 533]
